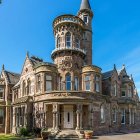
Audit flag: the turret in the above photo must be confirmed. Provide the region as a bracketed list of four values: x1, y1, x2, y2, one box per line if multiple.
[78, 0, 93, 65]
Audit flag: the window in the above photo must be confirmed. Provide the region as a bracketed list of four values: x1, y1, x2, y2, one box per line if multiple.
[22, 81, 26, 96]
[66, 73, 71, 90]
[0, 108, 4, 125]
[95, 75, 100, 92]
[112, 108, 117, 122]
[46, 75, 52, 91]
[85, 75, 90, 91]
[129, 108, 132, 124]
[58, 76, 63, 91]
[83, 15, 88, 23]
[66, 32, 71, 48]
[74, 76, 79, 91]
[121, 109, 125, 124]
[0, 88, 4, 99]
[122, 91, 126, 97]
[75, 38, 80, 48]
[128, 85, 133, 97]
[57, 36, 61, 48]
[27, 79, 31, 95]
[101, 105, 105, 123]
[113, 81, 117, 96]
[132, 110, 135, 124]
[37, 75, 41, 92]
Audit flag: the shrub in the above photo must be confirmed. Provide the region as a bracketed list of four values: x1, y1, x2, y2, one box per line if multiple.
[33, 127, 41, 135]
[20, 127, 28, 136]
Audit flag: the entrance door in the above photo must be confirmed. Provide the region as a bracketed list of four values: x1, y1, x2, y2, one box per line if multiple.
[64, 105, 73, 128]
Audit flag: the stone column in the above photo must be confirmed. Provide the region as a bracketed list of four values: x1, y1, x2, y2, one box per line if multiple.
[53, 112, 56, 130]
[76, 111, 80, 130]
[55, 112, 59, 130]
[52, 103, 59, 130]
[79, 105, 83, 130]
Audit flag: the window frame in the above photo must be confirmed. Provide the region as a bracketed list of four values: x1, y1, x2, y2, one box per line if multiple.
[83, 15, 88, 23]
[74, 76, 79, 91]
[112, 108, 117, 123]
[121, 109, 126, 124]
[95, 75, 100, 92]
[37, 75, 41, 92]
[66, 73, 71, 91]
[0, 108, 4, 125]
[0, 87, 4, 99]
[66, 32, 71, 48]
[100, 105, 105, 123]
[84, 74, 91, 91]
[45, 75, 52, 91]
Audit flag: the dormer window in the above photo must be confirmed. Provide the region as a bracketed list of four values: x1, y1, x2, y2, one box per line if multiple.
[83, 15, 88, 23]
[66, 32, 71, 48]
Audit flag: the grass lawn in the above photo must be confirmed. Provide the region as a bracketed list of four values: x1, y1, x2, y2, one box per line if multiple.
[0, 134, 33, 140]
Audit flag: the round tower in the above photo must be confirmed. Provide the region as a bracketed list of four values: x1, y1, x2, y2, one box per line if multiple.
[51, 14, 86, 71]
[78, 0, 93, 65]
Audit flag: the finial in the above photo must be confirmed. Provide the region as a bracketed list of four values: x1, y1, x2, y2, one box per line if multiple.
[2, 64, 4, 70]
[26, 51, 29, 58]
[130, 74, 133, 80]
[114, 64, 116, 70]
[122, 64, 125, 69]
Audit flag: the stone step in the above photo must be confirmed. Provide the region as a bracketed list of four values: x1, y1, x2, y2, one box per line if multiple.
[55, 130, 79, 140]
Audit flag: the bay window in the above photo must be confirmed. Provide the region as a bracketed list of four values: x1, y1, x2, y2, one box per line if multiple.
[95, 75, 100, 92]
[66, 73, 71, 90]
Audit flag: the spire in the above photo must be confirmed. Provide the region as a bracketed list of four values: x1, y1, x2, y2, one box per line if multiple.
[26, 51, 29, 58]
[114, 64, 116, 70]
[122, 64, 125, 70]
[80, 0, 91, 11]
[2, 64, 4, 71]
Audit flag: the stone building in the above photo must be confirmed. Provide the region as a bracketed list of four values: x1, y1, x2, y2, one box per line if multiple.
[0, 0, 140, 137]
[0, 65, 20, 133]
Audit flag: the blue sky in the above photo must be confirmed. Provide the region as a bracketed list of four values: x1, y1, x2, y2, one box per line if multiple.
[0, 0, 140, 94]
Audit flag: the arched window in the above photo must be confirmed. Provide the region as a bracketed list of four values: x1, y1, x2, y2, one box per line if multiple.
[22, 81, 26, 96]
[75, 38, 80, 48]
[101, 105, 105, 123]
[27, 79, 31, 95]
[57, 36, 61, 48]
[66, 73, 71, 90]
[66, 32, 71, 48]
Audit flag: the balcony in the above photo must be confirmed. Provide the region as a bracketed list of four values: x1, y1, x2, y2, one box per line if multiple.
[53, 14, 85, 28]
[51, 47, 86, 59]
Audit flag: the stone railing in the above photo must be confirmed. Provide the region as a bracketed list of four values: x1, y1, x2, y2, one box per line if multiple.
[53, 14, 85, 28]
[51, 47, 86, 56]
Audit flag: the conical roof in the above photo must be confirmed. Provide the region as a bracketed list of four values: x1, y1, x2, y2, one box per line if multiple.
[80, 0, 91, 11]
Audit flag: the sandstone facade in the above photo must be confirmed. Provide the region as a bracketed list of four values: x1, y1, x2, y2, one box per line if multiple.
[0, 0, 140, 135]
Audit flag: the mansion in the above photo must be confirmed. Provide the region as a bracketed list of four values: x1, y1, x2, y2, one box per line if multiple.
[0, 0, 140, 137]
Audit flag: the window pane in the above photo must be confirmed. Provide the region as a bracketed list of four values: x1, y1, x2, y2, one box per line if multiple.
[46, 75, 52, 80]
[66, 74, 71, 90]
[74, 77, 79, 91]
[46, 81, 52, 91]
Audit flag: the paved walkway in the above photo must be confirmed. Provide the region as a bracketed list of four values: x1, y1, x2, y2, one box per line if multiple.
[93, 133, 140, 140]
